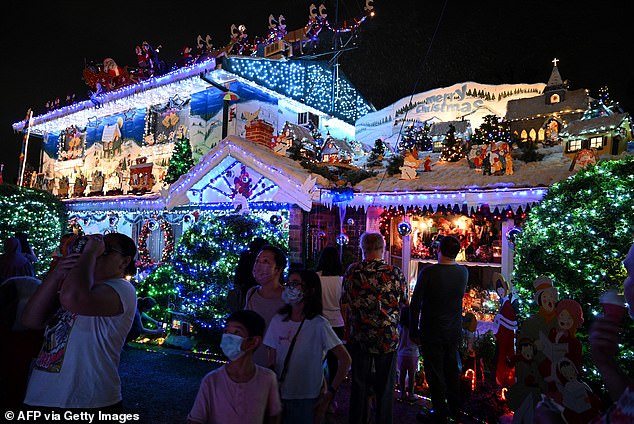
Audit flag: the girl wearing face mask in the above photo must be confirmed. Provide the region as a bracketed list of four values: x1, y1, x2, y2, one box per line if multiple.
[244, 245, 287, 366]
[263, 269, 351, 424]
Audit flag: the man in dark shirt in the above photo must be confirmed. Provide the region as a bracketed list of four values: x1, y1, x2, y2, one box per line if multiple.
[410, 235, 468, 423]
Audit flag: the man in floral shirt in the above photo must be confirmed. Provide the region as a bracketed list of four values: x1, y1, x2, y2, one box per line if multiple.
[342, 232, 407, 424]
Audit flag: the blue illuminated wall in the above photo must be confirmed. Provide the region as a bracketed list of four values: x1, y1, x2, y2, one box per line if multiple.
[42, 108, 146, 159]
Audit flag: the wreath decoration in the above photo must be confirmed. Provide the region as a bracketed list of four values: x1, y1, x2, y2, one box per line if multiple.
[137, 216, 175, 269]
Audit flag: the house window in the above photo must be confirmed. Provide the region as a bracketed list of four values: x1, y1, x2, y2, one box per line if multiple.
[529, 128, 537, 142]
[298, 112, 319, 127]
[568, 139, 581, 152]
[590, 136, 603, 149]
[538, 128, 545, 141]
[550, 93, 560, 104]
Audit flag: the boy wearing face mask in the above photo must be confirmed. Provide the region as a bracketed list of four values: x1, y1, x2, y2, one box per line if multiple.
[187, 310, 281, 424]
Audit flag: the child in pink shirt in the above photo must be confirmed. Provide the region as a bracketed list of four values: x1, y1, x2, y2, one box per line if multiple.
[187, 310, 281, 424]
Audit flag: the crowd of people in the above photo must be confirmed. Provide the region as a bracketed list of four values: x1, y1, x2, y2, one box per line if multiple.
[1, 229, 633, 424]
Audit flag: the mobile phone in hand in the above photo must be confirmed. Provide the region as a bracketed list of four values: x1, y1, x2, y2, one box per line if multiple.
[70, 236, 89, 254]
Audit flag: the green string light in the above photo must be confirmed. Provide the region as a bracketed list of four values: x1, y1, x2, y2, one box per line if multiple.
[513, 155, 634, 388]
[136, 212, 288, 330]
[0, 184, 68, 276]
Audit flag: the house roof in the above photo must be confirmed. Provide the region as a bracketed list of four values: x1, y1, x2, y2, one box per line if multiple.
[221, 56, 375, 125]
[322, 137, 354, 156]
[505, 88, 590, 121]
[13, 55, 371, 135]
[321, 143, 338, 155]
[429, 121, 471, 136]
[323, 146, 589, 211]
[283, 122, 315, 143]
[560, 113, 630, 137]
[166, 135, 330, 211]
[12, 59, 219, 136]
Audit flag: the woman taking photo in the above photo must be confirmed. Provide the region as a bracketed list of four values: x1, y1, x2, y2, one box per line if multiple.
[263, 268, 351, 424]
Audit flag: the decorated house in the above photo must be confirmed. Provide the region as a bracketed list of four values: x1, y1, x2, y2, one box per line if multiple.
[429, 120, 472, 152]
[560, 109, 631, 160]
[13, 55, 373, 197]
[349, 60, 633, 331]
[11, 54, 374, 266]
[11, 51, 633, 334]
[505, 59, 589, 145]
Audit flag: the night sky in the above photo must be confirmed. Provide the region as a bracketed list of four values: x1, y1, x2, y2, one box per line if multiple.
[2, 0, 632, 184]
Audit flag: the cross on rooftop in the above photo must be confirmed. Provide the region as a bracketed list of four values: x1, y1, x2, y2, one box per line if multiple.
[552, 57, 559, 67]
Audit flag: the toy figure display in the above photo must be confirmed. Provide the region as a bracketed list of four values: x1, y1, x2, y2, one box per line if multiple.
[423, 156, 432, 172]
[506, 338, 541, 422]
[509, 277, 601, 422]
[399, 150, 422, 180]
[492, 274, 518, 387]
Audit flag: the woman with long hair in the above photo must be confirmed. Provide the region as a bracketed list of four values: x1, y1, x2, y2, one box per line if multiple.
[314, 246, 345, 392]
[263, 268, 351, 424]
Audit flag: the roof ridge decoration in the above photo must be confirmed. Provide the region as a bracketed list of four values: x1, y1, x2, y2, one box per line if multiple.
[546, 57, 564, 89]
[12, 58, 218, 136]
[319, 187, 547, 212]
[221, 56, 374, 125]
[166, 135, 321, 211]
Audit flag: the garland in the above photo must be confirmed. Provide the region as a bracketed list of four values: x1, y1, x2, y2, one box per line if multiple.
[69, 212, 193, 226]
[160, 219, 175, 262]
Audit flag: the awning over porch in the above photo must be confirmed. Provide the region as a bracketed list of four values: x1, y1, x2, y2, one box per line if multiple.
[165, 135, 328, 212]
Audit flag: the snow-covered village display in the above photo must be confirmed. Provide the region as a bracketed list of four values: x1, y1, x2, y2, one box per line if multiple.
[6, 1, 634, 421]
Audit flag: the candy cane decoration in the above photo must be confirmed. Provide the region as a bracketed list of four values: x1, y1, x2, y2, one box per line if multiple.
[465, 369, 476, 392]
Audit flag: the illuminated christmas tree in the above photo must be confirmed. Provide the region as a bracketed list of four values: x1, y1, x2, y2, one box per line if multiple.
[471, 114, 512, 146]
[164, 127, 195, 184]
[439, 124, 465, 162]
[513, 155, 634, 386]
[398, 122, 432, 152]
[140, 213, 287, 329]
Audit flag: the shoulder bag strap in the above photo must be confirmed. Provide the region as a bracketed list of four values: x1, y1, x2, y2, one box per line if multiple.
[278, 318, 305, 384]
[245, 285, 260, 307]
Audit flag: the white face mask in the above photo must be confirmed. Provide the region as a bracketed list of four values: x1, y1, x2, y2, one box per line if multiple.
[282, 286, 303, 305]
[220, 333, 245, 361]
